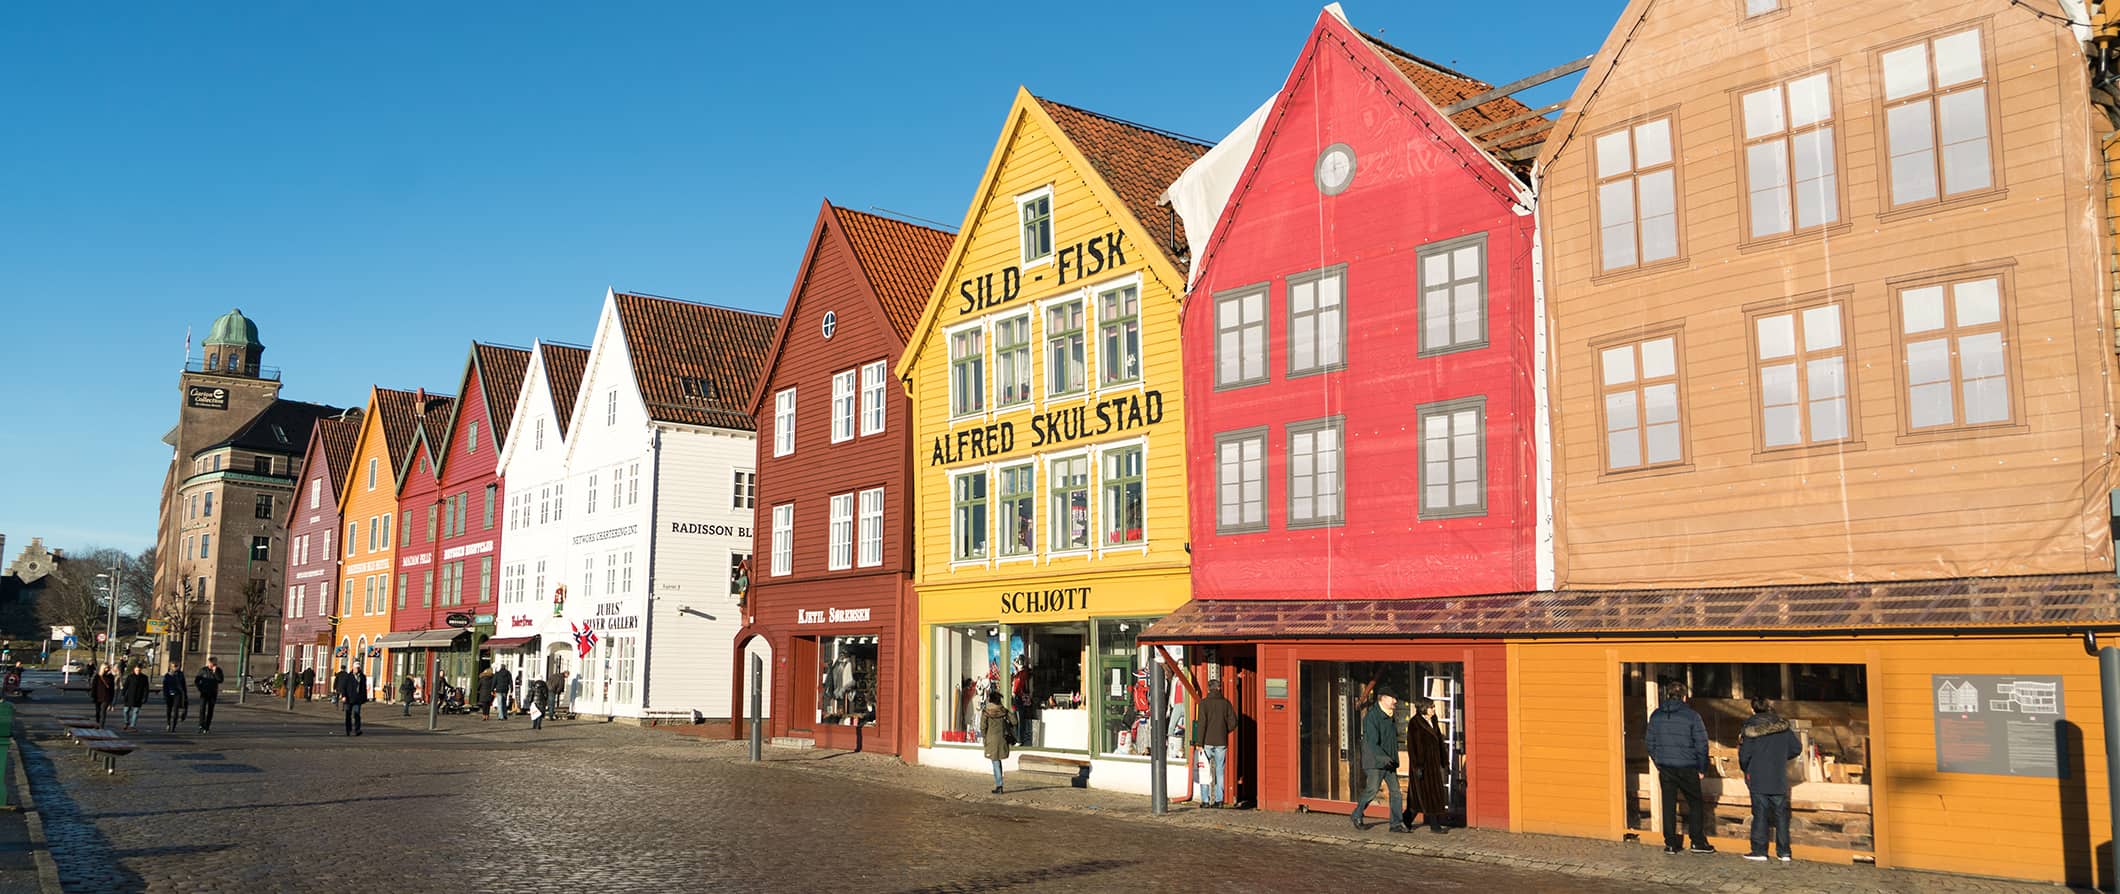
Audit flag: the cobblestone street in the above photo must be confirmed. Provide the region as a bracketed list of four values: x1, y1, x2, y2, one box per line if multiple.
[13, 687, 1662, 894]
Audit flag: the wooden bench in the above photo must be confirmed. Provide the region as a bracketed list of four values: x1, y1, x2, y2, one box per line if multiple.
[83, 741, 135, 774]
[1016, 754, 1092, 788]
[67, 727, 115, 744]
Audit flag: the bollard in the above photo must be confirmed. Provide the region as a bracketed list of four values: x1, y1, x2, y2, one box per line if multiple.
[748, 654, 763, 762]
[428, 673, 440, 731]
[1149, 662, 1167, 815]
[0, 701, 14, 806]
[2100, 646, 2120, 893]
[286, 671, 296, 713]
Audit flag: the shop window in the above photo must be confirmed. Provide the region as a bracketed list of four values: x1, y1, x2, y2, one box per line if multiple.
[1597, 331, 1687, 471]
[1894, 271, 2014, 432]
[1012, 624, 1091, 752]
[1593, 117, 1680, 271]
[1214, 285, 1268, 389]
[1046, 298, 1087, 398]
[1740, 71, 1839, 239]
[1287, 266, 1347, 376]
[819, 636, 879, 727]
[934, 624, 1000, 746]
[774, 388, 797, 456]
[1418, 234, 1487, 355]
[1298, 660, 1466, 818]
[828, 493, 855, 571]
[831, 368, 857, 443]
[998, 464, 1035, 558]
[951, 471, 988, 562]
[1749, 300, 1851, 449]
[1286, 417, 1344, 528]
[1095, 619, 1184, 757]
[1018, 186, 1053, 266]
[1418, 398, 1486, 519]
[994, 314, 1033, 408]
[860, 360, 888, 435]
[949, 327, 984, 417]
[1879, 27, 1993, 208]
[1215, 428, 1266, 534]
[1097, 284, 1141, 387]
[1100, 444, 1144, 547]
[1049, 455, 1091, 552]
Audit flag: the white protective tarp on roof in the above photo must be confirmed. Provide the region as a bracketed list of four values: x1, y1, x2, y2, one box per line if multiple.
[1162, 97, 1273, 290]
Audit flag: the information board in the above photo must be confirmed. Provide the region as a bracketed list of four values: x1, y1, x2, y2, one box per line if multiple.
[1932, 674, 2067, 778]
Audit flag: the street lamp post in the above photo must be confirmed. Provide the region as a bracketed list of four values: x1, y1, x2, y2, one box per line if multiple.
[95, 566, 122, 668]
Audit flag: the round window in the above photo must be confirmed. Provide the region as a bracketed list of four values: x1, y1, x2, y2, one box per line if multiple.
[821, 311, 837, 339]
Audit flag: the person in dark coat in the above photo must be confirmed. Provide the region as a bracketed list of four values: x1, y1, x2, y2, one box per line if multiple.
[120, 664, 150, 731]
[339, 666, 369, 736]
[528, 679, 550, 730]
[332, 666, 348, 705]
[161, 665, 186, 732]
[1192, 679, 1238, 808]
[1353, 690, 1408, 833]
[476, 668, 494, 719]
[298, 666, 316, 701]
[195, 657, 224, 733]
[399, 673, 416, 716]
[1644, 680, 1714, 854]
[90, 667, 116, 727]
[1738, 697, 1804, 861]
[494, 665, 514, 720]
[980, 690, 1015, 794]
[1406, 697, 1449, 833]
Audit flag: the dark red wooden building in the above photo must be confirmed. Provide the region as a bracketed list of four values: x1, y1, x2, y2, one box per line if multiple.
[282, 410, 361, 687]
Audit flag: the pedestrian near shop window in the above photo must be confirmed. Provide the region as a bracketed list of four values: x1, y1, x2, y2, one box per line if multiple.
[340, 665, 368, 736]
[195, 657, 224, 733]
[1353, 690, 1408, 833]
[1192, 679, 1237, 808]
[332, 666, 348, 705]
[299, 666, 315, 701]
[1406, 697, 1449, 834]
[494, 664, 513, 720]
[1645, 681, 1715, 855]
[477, 668, 494, 719]
[528, 680, 547, 731]
[90, 667, 116, 727]
[161, 665, 185, 732]
[1739, 697, 1803, 862]
[399, 673, 415, 716]
[120, 664, 149, 731]
[981, 690, 1015, 794]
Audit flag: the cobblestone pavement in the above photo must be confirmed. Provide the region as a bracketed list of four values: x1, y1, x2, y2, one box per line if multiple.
[14, 688, 1662, 894]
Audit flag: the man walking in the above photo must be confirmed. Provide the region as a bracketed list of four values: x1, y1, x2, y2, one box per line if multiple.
[120, 664, 149, 731]
[299, 665, 315, 701]
[161, 664, 186, 733]
[195, 657, 224, 733]
[1352, 689, 1408, 833]
[1739, 697, 1803, 862]
[1192, 679, 1237, 808]
[400, 672, 416, 716]
[90, 666, 115, 727]
[339, 665, 368, 736]
[1645, 680, 1715, 854]
[494, 664, 514, 720]
[332, 665, 347, 705]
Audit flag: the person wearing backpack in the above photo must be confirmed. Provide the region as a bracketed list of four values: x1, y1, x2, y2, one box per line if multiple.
[1739, 697, 1804, 862]
[981, 689, 1016, 794]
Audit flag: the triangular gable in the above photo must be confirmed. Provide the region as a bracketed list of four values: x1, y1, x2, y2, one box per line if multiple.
[612, 291, 778, 430]
[1531, 0, 1654, 175]
[541, 342, 590, 437]
[895, 88, 1207, 378]
[429, 342, 527, 480]
[396, 395, 457, 488]
[283, 413, 360, 528]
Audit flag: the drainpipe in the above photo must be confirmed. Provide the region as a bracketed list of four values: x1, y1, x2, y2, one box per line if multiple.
[638, 426, 662, 714]
[2100, 644, 2120, 891]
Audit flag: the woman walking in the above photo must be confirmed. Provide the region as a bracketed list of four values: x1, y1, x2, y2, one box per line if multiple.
[981, 690, 1015, 794]
[90, 666, 116, 727]
[1407, 697, 1450, 833]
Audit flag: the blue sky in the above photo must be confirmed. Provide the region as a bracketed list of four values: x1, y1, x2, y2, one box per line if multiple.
[0, 1, 1622, 554]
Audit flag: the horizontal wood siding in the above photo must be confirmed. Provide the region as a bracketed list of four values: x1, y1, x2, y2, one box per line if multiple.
[745, 573, 911, 756]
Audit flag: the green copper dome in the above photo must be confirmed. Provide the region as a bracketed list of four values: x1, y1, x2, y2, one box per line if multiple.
[203, 308, 263, 348]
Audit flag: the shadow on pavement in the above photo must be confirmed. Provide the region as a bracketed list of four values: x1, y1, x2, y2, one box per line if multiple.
[889, 858, 1137, 893]
[90, 792, 449, 820]
[19, 736, 148, 893]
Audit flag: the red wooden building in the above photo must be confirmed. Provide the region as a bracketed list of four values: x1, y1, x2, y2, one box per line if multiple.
[1146, 9, 1551, 826]
[733, 203, 954, 757]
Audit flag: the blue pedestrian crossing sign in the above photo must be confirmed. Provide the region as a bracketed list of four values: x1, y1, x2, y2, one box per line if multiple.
[61, 636, 77, 650]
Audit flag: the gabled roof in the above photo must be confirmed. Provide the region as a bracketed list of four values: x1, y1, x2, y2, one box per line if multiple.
[1360, 33, 1548, 155]
[612, 292, 779, 430]
[1032, 97, 1209, 271]
[316, 412, 362, 492]
[831, 206, 957, 342]
[1532, 0, 1653, 174]
[403, 394, 458, 482]
[472, 343, 532, 446]
[193, 399, 343, 459]
[373, 387, 426, 472]
[540, 343, 590, 437]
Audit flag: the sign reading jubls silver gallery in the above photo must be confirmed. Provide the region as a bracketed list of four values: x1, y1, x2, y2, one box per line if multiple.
[584, 601, 639, 631]
[797, 607, 872, 625]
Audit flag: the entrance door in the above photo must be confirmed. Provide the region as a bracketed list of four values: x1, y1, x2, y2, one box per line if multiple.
[790, 637, 818, 734]
[1222, 645, 1259, 807]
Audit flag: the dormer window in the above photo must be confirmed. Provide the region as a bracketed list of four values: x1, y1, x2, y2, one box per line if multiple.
[680, 377, 716, 400]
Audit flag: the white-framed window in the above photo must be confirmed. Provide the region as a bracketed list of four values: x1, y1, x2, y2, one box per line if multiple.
[1215, 428, 1266, 534]
[621, 550, 634, 594]
[951, 470, 989, 562]
[1286, 417, 1344, 528]
[467, 420, 479, 453]
[534, 418, 545, 451]
[1880, 27, 1993, 208]
[539, 486, 551, 525]
[857, 487, 884, 567]
[949, 326, 985, 417]
[1046, 297, 1086, 397]
[367, 516, 379, 552]
[582, 555, 595, 598]
[828, 493, 855, 571]
[554, 482, 564, 520]
[309, 477, 321, 508]
[1594, 117, 1680, 271]
[609, 464, 625, 511]
[1418, 235, 1487, 354]
[1097, 283, 1141, 387]
[606, 551, 618, 596]
[587, 473, 599, 515]
[831, 369, 857, 443]
[367, 457, 378, 491]
[1100, 444, 1144, 547]
[994, 312, 1033, 408]
[606, 389, 618, 426]
[771, 504, 794, 576]
[1049, 454, 1091, 552]
[998, 463, 1036, 558]
[379, 513, 391, 548]
[859, 360, 887, 435]
[733, 470, 755, 509]
[346, 522, 357, 557]
[1017, 186, 1054, 266]
[1287, 266, 1346, 376]
[1741, 71, 1838, 238]
[774, 388, 797, 456]
[1418, 398, 1486, 519]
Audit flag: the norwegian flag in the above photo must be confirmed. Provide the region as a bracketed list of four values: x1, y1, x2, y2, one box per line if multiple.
[572, 622, 598, 658]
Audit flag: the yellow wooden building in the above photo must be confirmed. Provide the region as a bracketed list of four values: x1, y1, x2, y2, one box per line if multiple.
[895, 88, 1206, 793]
[335, 386, 427, 696]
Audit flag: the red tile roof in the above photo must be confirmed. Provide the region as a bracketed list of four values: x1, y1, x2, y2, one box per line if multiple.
[372, 388, 425, 470]
[539, 343, 590, 437]
[612, 292, 779, 430]
[414, 395, 458, 470]
[315, 413, 362, 495]
[1360, 34, 1548, 156]
[830, 206, 956, 342]
[473, 343, 532, 446]
[1033, 97, 1210, 272]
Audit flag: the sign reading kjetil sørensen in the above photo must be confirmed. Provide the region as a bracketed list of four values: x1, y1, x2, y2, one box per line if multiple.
[797, 607, 873, 625]
[931, 391, 1164, 466]
[1001, 586, 1090, 615]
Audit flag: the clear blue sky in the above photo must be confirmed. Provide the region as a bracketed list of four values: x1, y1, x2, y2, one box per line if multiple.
[0, 1, 1621, 555]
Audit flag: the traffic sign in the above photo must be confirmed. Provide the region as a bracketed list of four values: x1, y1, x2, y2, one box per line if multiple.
[145, 619, 168, 635]
[95, 632, 108, 644]
[61, 636, 77, 650]
[49, 626, 73, 642]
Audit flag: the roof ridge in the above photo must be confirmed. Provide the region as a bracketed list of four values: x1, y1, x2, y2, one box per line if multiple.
[613, 290, 776, 319]
[1358, 31, 1487, 85]
[831, 204, 956, 237]
[1031, 95, 1213, 147]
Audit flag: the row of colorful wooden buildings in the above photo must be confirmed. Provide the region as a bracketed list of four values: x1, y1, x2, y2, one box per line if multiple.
[228, 1, 2120, 884]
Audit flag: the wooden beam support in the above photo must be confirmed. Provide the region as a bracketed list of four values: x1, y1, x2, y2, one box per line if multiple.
[1441, 56, 1593, 116]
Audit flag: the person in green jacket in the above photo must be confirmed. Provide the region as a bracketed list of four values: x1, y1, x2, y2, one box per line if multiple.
[1352, 689, 1408, 833]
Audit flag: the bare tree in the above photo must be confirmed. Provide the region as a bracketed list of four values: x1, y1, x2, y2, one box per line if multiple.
[231, 579, 278, 690]
[33, 561, 103, 641]
[152, 587, 201, 672]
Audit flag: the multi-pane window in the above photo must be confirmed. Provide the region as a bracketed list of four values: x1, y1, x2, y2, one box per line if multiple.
[467, 420, 479, 453]
[1751, 303, 1851, 448]
[1419, 235, 1486, 354]
[1100, 445, 1144, 546]
[831, 369, 858, 443]
[251, 535, 271, 562]
[396, 572, 407, 610]
[203, 492, 214, 517]
[368, 457, 378, 490]
[1881, 28, 1992, 207]
[1594, 117, 1679, 271]
[1019, 187, 1053, 265]
[1286, 418, 1344, 528]
[540, 487, 551, 524]
[1745, 0, 1782, 16]
[732, 470, 756, 509]
[1046, 299, 1086, 397]
[1599, 334, 1686, 470]
[587, 473, 599, 515]
[485, 484, 498, 528]
[427, 504, 439, 542]
[1899, 274, 2011, 431]
[857, 487, 884, 568]
[479, 556, 492, 602]
[368, 516, 379, 552]
[309, 477, 321, 509]
[609, 465, 625, 511]
[1287, 266, 1346, 376]
[1216, 429, 1266, 534]
[1214, 286, 1268, 389]
[859, 361, 887, 435]
[535, 418, 545, 451]
[771, 504, 794, 576]
[606, 389, 618, 427]
[582, 556, 594, 599]
[1418, 399, 1486, 519]
[952, 472, 989, 562]
[422, 569, 434, 608]
[1050, 456, 1091, 551]
[1098, 284, 1141, 387]
[949, 328, 984, 417]
[828, 493, 855, 571]
[255, 493, 274, 519]
[554, 483, 564, 520]
[618, 552, 631, 596]
[994, 314, 1033, 408]
[774, 388, 796, 456]
[346, 522, 356, 557]
[1742, 72, 1838, 238]
[998, 464, 1035, 558]
[606, 552, 618, 596]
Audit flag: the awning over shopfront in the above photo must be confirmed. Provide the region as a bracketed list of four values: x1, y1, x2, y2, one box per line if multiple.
[480, 636, 537, 651]
[403, 629, 469, 649]
[372, 632, 419, 649]
[1143, 573, 2120, 642]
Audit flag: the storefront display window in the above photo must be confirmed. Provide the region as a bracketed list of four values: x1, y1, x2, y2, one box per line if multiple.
[818, 635, 878, 726]
[935, 624, 999, 745]
[1094, 618, 1183, 757]
[1298, 660, 1466, 816]
[1012, 623, 1089, 751]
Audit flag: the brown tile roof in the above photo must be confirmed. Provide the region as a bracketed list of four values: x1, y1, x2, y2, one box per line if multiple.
[830, 206, 956, 342]
[612, 292, 779, 430]
[539, 343, 590, 437]
[372, 387, 425, 470]
[1360, 33, 1548, 156]
[1144, 574, 2120, 641]
[1033, 97, 1210, 272]
[316, 413, 362, 493]
[472, 343, 532, 445]
[414, 395, 458, 468]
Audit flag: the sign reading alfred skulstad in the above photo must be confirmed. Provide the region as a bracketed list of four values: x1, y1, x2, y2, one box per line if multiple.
[1932, 674, 2067, 778]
